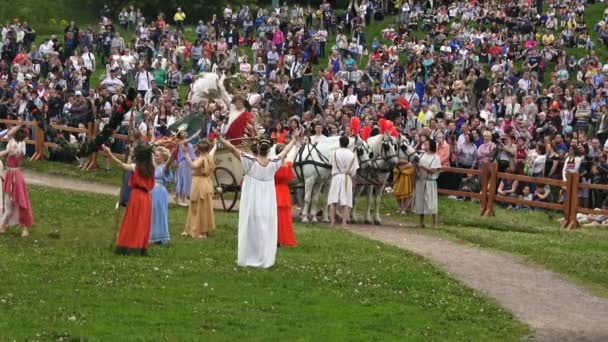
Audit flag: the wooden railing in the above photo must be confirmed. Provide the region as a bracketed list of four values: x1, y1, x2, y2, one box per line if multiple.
[438, 162, 490, 216]
[0, 119, 128, 169]
[438, 161, 607, 229]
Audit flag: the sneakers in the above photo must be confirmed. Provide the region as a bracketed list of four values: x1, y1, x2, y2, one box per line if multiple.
[447, 195, 458, 200]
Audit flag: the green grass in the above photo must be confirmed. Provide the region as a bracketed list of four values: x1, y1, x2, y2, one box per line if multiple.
[23, 156, 123, 187]
[0, 0, 96, 35]
[364, 195, 608, 297]
[0, 186, 529, 340]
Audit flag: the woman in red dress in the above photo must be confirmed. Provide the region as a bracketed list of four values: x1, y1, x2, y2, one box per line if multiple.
[102, 143, 155, 256]
[274, 145, 296, 247]
[0, 125, 34, 237]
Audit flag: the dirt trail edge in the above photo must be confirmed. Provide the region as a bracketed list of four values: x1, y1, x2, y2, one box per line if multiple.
[346, 220, 608, 342]
[24, 171, 608, 341]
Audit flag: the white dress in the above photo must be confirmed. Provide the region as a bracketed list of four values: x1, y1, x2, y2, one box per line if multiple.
[412, 152, 441, 215]
[327, 148, 359, 208]
[238, 152, 283, 268]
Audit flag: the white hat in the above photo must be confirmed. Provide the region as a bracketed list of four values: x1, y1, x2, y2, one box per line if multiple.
[75, 90, 83, 96]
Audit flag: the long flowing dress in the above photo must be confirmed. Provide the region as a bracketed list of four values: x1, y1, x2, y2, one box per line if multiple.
[238, 153, 283, 268]
[1, 146, 34, 229]
[175, 143, 194, 199]
[412, 152, 441, 215]
[275, 161, 296, 247]
[116, 168, 154, 255]
[184, 155, 216, 237]
[150, 165, 173, 244]
[393, 166, 415, 200]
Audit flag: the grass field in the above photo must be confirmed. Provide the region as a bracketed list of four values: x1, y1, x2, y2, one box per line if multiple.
[0, 186, 529, 340]
[367, 195, 608, 297]
[23, 156, 124, 187]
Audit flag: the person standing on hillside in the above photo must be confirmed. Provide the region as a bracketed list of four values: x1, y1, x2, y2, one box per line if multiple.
[174, 7, 186, 33]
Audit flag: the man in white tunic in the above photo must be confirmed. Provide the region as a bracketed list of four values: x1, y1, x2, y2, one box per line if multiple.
[412, 140, 442, 228]
[328, 136, 359, 227]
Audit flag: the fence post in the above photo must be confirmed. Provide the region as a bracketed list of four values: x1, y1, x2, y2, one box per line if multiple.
[480, 162, 489, 216]
[83, 121, 98, 171]
[484, 162, 498, 217]
[561, 173, 573, 228]
[567, 172, 579, 229]
[31, 121, 44, 161]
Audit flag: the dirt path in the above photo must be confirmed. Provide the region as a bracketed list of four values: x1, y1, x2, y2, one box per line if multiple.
[23, 170, 239, 210]
[23, 171, 608, 341]
[346, 219, 608, 341]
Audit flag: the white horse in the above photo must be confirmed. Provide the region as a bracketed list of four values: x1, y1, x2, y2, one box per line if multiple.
[293, 136, 369, 223]
[351, 133, 400, 225]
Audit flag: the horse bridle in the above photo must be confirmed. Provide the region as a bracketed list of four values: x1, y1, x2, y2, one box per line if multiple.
[358, 135, 398, 185]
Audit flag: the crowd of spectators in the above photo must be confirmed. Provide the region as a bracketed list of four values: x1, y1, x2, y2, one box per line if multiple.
[0, 0, 607, 211]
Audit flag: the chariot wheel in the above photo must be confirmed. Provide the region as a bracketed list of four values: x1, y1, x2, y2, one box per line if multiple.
[212, 166, 239, 211]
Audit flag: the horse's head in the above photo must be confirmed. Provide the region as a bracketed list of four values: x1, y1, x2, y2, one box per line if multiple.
[397, 135, 420, 164]
[381, 134, 399, 166]
[353, 136, 370, 167]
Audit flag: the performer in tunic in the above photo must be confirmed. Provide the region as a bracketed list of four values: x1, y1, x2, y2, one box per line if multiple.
[327, 135, 359, 227]
[102, 143, 155, 255]
[412, 140, 442, 228]
[218, 128, 300, 268]
[150, 146, 174, 244]
[175, 130, 195, 207]
[274, 144, 297, 247]
[393, 159, 415, 215]
[0, 125, 34, 237]
[182, 138, 217, 239]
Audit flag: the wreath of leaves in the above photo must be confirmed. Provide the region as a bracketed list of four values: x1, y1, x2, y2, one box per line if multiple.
[33, 88, 137, 158]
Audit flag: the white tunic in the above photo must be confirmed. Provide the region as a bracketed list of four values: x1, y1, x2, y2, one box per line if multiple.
[327, 148, 359, 208]
[412, 152, 441, 215]
[237, 153, 283, 268]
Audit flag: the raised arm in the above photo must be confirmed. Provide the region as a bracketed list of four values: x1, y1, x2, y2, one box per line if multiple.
[209, 140, 217, 157]
[278, 128, 300, 159]
[163, 148, 174, 175]
[101, 144, 136, 172]
[182, 143, 204, 169]
[216, 130, 241, 160]
[183, 129, 202, 144]
[5, 124, 24, 139]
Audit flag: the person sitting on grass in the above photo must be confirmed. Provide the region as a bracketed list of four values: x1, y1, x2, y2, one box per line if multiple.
[514, 185, 533, 211]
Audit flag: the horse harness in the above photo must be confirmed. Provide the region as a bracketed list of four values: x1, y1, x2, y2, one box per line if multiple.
[293, 142, 331, 182]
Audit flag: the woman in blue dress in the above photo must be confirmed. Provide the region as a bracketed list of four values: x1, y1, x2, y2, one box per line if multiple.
[175, 130, 194, 207]
[150, 146, 174, 244]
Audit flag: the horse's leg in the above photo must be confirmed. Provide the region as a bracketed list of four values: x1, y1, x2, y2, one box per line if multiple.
[364, 185, 374, 224]
[321, 180, 331, 223]
[302, 176, 315, 223]
[310, 181, 322, 223]
[350, 184, 362, 223]
[374, 185, 383, 225]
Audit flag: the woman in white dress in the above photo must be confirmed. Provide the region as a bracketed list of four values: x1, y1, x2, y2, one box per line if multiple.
[412, 140, 442, 228]
[217, 129, 301, 268]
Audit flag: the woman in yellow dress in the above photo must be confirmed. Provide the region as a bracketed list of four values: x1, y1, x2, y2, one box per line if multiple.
[393, 159, 415, 215]
[181, 138, 217, 238]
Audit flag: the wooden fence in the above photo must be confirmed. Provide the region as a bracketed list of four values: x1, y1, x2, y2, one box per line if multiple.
[438, 161, 607, 229]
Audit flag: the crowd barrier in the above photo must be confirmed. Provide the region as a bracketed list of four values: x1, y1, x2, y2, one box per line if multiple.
[3, 119, 607, 229]
[439, 161, 608, 229]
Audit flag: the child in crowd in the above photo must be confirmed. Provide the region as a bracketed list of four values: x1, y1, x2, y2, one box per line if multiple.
[515, 185, 533, 210]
